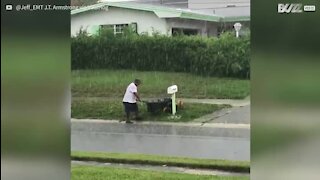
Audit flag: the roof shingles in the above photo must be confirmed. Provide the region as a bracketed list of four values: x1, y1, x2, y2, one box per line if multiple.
[71, 2, 249, 22]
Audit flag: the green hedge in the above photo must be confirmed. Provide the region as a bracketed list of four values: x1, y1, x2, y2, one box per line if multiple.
[71, 30, 250, 78]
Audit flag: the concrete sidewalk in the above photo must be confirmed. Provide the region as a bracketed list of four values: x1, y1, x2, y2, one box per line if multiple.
[193, 105, 250, 124]
[180, 98, 250, 107]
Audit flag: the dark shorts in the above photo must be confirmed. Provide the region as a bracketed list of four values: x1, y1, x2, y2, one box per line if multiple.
[123, 102, 138, 113]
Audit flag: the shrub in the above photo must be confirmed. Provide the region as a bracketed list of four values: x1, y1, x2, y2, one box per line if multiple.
[71, 30, 250, 78]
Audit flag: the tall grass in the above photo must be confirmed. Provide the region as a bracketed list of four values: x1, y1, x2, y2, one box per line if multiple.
[72, 70, 250, 99]
[72, 30, 250, 78]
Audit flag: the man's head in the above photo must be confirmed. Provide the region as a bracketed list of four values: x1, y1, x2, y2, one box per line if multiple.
[134, 79, 141, 86]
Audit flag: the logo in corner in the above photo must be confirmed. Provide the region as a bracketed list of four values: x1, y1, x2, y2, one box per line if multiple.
[278, 3, 303, 13]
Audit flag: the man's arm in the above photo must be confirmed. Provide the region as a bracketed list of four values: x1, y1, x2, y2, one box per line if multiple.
[133, 92, 141, 102]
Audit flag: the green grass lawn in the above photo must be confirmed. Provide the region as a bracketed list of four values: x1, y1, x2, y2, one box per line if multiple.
[72, 165, 249, 180]
[72, 99, 229, 122]
[72, 70, 250, 99]
[72, 151, 250, 173]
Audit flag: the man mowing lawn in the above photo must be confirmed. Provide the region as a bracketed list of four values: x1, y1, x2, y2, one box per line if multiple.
[122, 79, 142, 123]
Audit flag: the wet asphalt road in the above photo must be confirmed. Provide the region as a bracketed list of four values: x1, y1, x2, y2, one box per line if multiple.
[71, 121, 250, 161]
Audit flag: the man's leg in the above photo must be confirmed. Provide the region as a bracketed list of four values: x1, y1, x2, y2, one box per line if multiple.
[125, 103, 133, 123]
[122, 102, 132, 123]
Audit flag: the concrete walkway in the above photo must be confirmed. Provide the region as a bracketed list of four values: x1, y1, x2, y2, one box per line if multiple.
[193, 105, 250, 124]
[180, 98, 250, 107]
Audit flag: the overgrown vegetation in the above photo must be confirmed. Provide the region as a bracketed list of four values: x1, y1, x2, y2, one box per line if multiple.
[72, 70, 250, 99]
[72, 29, 250, 78]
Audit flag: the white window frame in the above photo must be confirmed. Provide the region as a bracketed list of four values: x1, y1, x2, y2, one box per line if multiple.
[100, 23, 136, 35]
[114, 24, 129, 35]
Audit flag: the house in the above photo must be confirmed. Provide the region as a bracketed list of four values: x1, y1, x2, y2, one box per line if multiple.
[110, 0, 189, 8]
[114, 0, 250, 16]
[99, 0, 250, 18]
[71, 1, 250, 37]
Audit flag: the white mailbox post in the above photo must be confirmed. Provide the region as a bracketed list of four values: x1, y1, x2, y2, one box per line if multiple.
[167, 85, 178, 115]
[233, 22, 242, 38]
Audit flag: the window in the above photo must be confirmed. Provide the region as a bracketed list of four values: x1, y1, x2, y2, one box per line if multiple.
[100, 23, 138, 35]
[172, 28, 199, 36]
[114, 24, 128, 34]
[100, 24, 129, 35]
[130, 23, 138, 33]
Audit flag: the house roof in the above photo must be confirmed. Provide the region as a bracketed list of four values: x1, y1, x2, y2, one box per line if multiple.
[71, 2, 249, 22]
[223, 16, 251, 22]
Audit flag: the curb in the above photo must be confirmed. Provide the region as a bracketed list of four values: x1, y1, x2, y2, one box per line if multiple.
[71, 156, 250, 173]
[72, 119, 250, 138]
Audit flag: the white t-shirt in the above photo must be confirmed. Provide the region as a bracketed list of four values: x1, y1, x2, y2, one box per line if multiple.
[123, 82, 138, 103]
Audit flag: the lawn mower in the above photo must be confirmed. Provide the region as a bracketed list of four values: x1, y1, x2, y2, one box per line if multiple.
[141, 98, 183, 114]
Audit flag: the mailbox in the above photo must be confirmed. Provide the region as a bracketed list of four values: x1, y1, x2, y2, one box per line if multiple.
[167, 85, 178, 115]
[167, 85, 178, 94]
